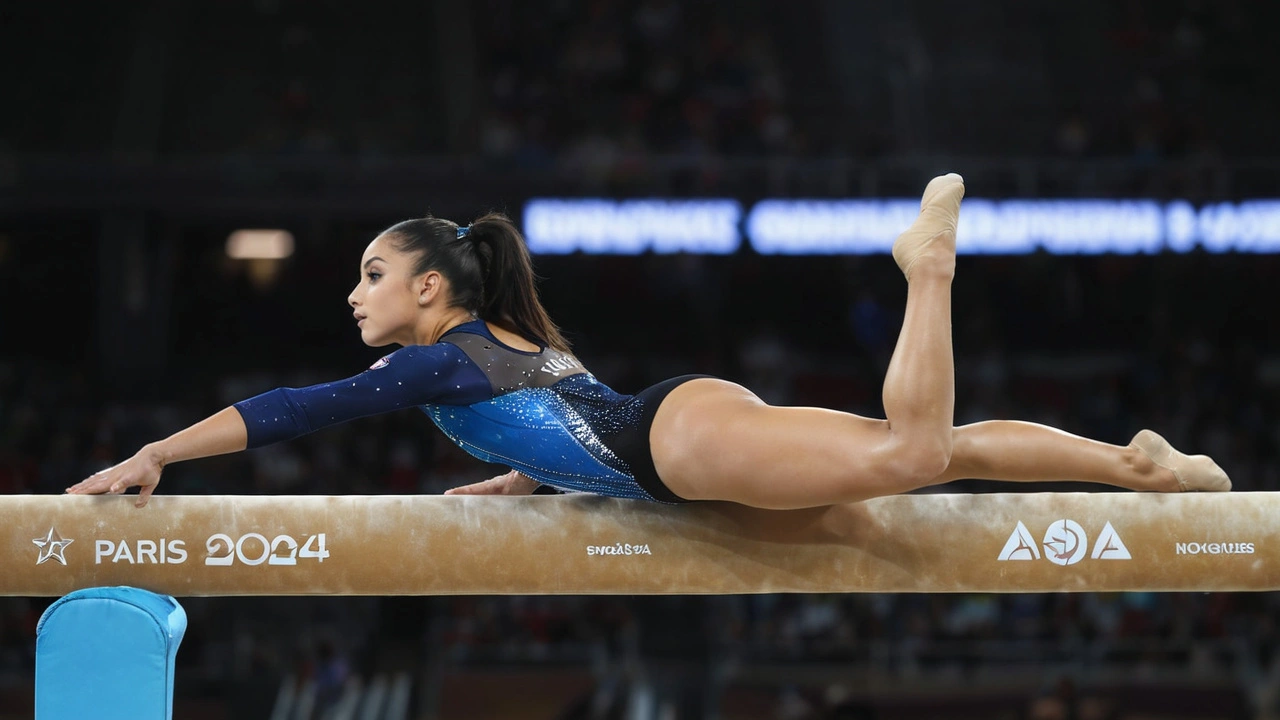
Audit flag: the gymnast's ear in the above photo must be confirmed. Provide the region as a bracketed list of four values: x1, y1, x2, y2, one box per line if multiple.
[416, 269, 446, 306]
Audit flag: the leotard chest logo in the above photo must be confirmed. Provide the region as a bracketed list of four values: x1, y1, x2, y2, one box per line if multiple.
[540, 355, 581, 377]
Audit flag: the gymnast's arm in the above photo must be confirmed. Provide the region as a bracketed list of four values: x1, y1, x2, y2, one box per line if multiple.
[66, 344, 488, 507]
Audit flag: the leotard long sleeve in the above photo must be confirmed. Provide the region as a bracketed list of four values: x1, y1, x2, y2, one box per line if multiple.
[232, 320, 666, 501]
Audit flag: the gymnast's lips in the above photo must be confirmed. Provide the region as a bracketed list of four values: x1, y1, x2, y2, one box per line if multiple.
[353, 312, 366, 327]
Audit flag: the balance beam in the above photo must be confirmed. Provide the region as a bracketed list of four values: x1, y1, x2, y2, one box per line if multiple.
[2, 493, 1273, 596]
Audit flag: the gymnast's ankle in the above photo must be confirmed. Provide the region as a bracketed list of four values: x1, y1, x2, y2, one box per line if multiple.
[1123, 442, 1180, 493]
[905, 256, 956, 281]
[1129, 429, 1232, 493]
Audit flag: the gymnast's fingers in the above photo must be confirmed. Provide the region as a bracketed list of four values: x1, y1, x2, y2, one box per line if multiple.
[113, 465, 163, 506]
[136, 481, 158, 509]
[67, 455, 163, 505]
[445, 476, 494, 491]
[444, 477, 505, 495]
[505, 472, 540, 495]
[65, 468, 116, 495]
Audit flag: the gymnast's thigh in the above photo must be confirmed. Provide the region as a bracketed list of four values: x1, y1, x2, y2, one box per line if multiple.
[648, 379, 900, 509]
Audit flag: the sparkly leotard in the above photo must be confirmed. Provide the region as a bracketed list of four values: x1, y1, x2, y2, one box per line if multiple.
[233, 320, 691, 503]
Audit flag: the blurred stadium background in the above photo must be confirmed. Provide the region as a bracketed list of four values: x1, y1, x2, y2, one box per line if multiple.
[2, 0, 1280, 718]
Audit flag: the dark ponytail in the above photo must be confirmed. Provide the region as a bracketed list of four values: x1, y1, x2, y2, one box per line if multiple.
[382, 212, 570, 352]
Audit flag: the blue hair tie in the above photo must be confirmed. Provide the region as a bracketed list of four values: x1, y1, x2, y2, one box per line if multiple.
[456, 226, 471, 239]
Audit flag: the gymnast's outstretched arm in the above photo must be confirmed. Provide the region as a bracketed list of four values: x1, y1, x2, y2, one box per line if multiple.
[67, 343, 487, 507]
[65, 407, 248, 507]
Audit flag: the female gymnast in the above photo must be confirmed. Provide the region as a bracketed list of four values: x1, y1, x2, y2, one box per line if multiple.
[67, 173, 1230, 509]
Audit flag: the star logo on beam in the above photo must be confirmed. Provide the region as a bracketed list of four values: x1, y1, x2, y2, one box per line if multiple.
[33, 527, 74, 566]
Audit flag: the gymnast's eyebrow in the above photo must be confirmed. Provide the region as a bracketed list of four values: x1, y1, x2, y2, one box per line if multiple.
[363, 257, 386, 269]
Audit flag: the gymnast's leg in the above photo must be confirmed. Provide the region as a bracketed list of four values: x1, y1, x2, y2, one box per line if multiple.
[932, 421, 1229, 492]
[653, 174, 967, 508]
[651, 173, 1228, 510]
[653, 406, 1229, 508]
[877, 172, 965, 476]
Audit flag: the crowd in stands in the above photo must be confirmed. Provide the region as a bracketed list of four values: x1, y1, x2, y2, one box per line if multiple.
[6, 1, 1276, 210]
[10, 1, 1279, 176]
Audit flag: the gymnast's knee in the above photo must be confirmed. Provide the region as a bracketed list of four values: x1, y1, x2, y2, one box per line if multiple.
[880, 434, 953, 489]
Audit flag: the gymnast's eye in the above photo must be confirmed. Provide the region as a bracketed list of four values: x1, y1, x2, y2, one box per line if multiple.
[366, 271, 382, 283]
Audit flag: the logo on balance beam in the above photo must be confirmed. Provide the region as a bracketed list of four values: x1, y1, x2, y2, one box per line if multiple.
[33, 526, 330, 567]
[997, 520, 1131, 565]
[32, 527, 75, 566]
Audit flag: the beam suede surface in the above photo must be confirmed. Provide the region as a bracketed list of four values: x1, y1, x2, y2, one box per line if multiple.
[2, 493, 1271, 596]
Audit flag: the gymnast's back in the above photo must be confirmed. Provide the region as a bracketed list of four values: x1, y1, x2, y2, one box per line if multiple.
[232, 319, 680, 502]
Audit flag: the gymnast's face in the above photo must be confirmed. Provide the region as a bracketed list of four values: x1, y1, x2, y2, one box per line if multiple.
[348, 234, 444, 347]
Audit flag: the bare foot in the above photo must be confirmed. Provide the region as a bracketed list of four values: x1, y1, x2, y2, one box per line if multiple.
[892, 173, 965, 280]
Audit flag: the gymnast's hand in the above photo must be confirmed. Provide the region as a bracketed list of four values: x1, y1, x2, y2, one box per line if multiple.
[444, 469, 539, 496]
[65, 445, 164, 508]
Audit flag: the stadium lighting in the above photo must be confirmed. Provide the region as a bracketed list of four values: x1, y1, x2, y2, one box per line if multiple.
[226, 230, 295, 260]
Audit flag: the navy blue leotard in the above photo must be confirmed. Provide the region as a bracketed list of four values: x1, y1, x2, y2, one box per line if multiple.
[233, 320, 693, 503]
